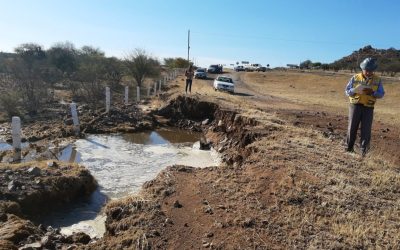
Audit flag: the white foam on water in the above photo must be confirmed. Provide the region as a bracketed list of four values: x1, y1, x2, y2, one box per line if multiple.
[60, 132, 220, 237]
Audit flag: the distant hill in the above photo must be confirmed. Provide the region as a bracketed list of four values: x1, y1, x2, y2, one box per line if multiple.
[330, 45, 400, 75]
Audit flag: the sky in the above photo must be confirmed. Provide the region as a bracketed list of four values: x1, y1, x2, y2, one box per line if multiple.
[0, 0, 399, 68]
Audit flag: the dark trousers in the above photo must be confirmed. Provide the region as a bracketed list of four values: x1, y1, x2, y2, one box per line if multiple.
[346, 104, 374, 154]
[185, 79, 192, 93]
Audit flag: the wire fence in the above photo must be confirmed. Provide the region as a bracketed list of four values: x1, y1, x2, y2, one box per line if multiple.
[0, 68, 186, 160]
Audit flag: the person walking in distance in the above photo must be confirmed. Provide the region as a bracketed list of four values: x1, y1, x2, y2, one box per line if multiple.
[185, 65, 194, 94]
[345, 57, 385, 156]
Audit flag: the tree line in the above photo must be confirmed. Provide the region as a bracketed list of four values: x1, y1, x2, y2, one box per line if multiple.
[0, 42, 189, 118]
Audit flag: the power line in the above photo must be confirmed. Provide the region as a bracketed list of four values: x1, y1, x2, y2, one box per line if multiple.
[191, 31, 395, 48]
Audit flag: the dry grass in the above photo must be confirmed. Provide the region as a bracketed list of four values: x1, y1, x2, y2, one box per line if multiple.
[244, 70, 400, 126]
[231, 101, 400, 248]
[0, 160, 84, 176]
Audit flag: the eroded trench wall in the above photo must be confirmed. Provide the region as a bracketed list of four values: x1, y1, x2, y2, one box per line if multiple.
[158, 97, 271, 166]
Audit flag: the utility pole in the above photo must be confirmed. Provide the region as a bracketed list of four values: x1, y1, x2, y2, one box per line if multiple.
[187, 29, 190, 65]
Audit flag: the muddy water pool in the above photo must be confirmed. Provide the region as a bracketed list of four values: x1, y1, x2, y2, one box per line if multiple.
[40, 128, 220, 238]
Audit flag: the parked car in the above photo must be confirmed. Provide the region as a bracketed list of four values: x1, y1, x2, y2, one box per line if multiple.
[207, 64, 223, 74]
[256, 66, 267, 72]
[194, 68, 207, 79]
[234, 65, 245, 71]
[244, 65, 254, 72]
[213, 75, 234, 93]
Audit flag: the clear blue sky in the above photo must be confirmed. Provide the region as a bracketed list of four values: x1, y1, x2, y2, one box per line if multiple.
[1, 0, 399, 68]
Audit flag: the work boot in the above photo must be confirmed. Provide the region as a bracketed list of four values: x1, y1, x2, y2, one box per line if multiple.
[361, 148, 368, 157]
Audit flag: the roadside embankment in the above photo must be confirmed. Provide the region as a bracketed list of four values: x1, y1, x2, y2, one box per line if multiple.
[0, 161, 97, 249]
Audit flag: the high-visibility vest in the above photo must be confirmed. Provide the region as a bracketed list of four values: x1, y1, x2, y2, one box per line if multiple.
[349, 73, 380, 108]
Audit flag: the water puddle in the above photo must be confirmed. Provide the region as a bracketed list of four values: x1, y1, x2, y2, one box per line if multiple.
[38, 128, 220, 238]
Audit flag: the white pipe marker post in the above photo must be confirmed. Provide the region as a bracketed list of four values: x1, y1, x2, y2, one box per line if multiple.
[137, 86, 140, 102]
[106, 87, 110, 113]
[153, 82, 157, 96]
[11, 116, 21, 151]
[70, 103, 80, 135]
[124, 86, 129, 105]
[159, 80, 162, 92]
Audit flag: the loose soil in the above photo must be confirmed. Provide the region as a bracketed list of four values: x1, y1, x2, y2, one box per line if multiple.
[1, 70, 400, 249]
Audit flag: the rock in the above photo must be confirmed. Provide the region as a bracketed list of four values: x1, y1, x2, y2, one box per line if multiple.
[40, 235, 54, 249]
[202, 119, 209, 125]
[204, 207, 213, 214]
[7, 181, 17, 191]
[200, 137, 211, 150]
[173, 200, 182, 208]
[205, 232, 214, 238]
[217, 120, 224, 127]
[202, 242, 210, 248]
[67, 232, 91, 244]
[46, 161, 57, 168]
[19, 242, 42, 249]
[38, 224, 46, 232]
[150, 230, 160, 237]
[242, 218, 255, 228]
[27, 167, 41, 177]
[214, 222, 224, 228]
[46, 226, 54, 232]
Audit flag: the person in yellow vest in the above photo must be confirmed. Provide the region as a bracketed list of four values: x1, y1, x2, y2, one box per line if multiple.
[345, 57, 385, 156]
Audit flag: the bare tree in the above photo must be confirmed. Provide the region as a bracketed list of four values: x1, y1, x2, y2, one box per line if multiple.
[125, 49, 160, 87]
[4, 43, 50, 115]
[73, 51, 107, 108]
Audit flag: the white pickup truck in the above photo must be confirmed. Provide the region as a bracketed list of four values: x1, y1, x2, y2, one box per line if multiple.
[244, 63, 266, 72]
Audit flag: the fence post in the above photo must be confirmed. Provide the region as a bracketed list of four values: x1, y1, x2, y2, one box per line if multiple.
[106, 87, 110, 113]
[70, 103, 80, 136]
[11, 116, 21, 151]
[124, 86, 129, 105]
[137, 86, 140, 102]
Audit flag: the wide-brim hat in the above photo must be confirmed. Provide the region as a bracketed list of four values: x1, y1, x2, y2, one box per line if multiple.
[360, 57, 378, 71]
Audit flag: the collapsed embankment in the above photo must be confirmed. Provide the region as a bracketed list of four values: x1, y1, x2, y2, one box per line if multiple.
[87, 95, 400, 249]
[88, 96, 284, 249]
[0, 161, 97, 249]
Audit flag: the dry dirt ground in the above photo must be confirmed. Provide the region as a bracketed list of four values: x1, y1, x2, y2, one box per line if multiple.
[88, 70, 400, 249]
[1, 70, 400, 249]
